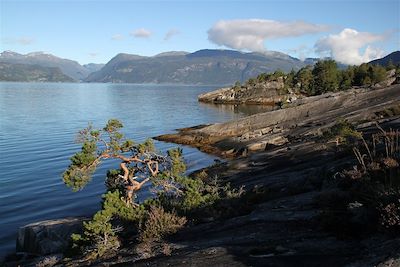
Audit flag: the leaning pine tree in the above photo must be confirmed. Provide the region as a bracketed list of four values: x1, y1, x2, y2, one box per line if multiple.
[63, 118, 175, 197]
[62, 119, 187, 258]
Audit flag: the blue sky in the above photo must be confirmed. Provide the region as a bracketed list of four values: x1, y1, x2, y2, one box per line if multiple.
[1, 0, 399, 64]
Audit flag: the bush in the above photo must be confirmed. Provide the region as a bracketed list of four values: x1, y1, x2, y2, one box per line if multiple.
[70, 190, 148, 258]
[136, 206, 186, 258]
[156, 174, 245, 218]
[317, 126, 400, 237]
[138, 206, 187, 243]
[379, 194, 400, 231]
[323, 119, 362, 145]
[65, 120, 249, 259]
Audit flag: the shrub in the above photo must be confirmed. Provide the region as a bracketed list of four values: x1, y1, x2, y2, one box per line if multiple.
[233, 81, 241, 90]
[138, 206, 187, 243]
[375, 104, 400, 118]
[70, 190, 147, 258]
[136, 206, 186, 257]
[317, 126, 400, 237]
[323, 119, 362, 145]
[156, 174, 245, 217]
[379, 197, 400, 231]
[65, 120, 248, 258]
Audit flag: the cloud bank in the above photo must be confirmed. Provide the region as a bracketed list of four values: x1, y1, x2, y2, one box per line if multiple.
[286, 44, 313, 61]
[131, 28, 152, 38]
[208, 19, 328, 52]
[315, 28, 385, 65]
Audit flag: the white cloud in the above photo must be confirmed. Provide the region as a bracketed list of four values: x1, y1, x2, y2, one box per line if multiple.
[286, 44, 314, 61]
[315, 28, 385, 65]
[111, 34, 124, 41]
[131, 28, 152, 38]
[88, 52, 98, 57]
[164, 29, 180, 41]
[208, 19, 329, 52]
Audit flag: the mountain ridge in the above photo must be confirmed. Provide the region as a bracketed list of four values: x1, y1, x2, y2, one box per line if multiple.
[0, 62, 75, 82]
[1, 50, 397, 84]
[0, 51, 95, 81]
[369, 51, 400, 66]
[85, 49, 307, 85]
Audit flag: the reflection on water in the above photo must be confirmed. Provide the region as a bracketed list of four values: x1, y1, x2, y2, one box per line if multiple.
[199, 102, 276, 116]
[0, 82, 248, 257]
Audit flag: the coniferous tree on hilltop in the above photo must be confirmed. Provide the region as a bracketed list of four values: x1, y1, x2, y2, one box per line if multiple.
[311, 60, 339, 95]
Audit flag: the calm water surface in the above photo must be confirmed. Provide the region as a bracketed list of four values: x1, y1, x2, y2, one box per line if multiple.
[0, 82, 267, 256]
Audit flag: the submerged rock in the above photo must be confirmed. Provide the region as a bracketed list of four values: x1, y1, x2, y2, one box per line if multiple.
[16, 217, 87, 255]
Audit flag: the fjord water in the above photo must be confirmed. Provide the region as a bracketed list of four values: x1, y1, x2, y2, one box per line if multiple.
[0, 82, 256, 256]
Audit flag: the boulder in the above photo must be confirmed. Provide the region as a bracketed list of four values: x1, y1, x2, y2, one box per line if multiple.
[374, 69, 397, 88]
[16, 217, 88, 255]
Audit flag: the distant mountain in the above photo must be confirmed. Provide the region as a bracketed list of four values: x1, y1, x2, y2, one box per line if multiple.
[369, 51, 400, 67]
[303, 58, 320, 65]
[0, 51, 91, 81]
[83, 63, 105, 73]
[0, 62, 75, 82]
[85, 49, 307, 85]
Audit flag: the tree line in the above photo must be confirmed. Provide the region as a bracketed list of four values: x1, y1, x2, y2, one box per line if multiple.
[240, 60, 399, 96]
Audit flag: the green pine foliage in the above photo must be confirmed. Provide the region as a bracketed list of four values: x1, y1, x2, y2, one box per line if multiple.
[312, 60, 339, 94]
[237, 59, 394, 97]
[71, 190, 150, 257]
[167, 148, 186, 177]
[138, 138, 155, 154]
[65, 120, 247, 259]
[62, 119, 161, 191]
[295, 66, 313, 94]
[323, 119, 362, 145]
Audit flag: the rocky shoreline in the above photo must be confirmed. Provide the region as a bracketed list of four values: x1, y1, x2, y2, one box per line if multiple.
[4, 84, 400, 266]
[141, 85, 400, 267]
[157, 84, 400, 158]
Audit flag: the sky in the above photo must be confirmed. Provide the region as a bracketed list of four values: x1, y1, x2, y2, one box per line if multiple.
[0, 0, 399, 65]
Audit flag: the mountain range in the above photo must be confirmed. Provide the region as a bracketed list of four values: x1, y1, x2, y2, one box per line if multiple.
[1, 50, 399, 84]
[85, 50, 306, 84]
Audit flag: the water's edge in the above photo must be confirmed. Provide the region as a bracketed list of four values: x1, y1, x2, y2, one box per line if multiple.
[0, 82, 270, 256]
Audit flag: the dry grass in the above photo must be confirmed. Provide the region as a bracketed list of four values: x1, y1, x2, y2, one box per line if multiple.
[135, 206, 186, 257]
[380, 199, 400, 229]
[317, 125, 400, 236]
[139, 206, 187, 242]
